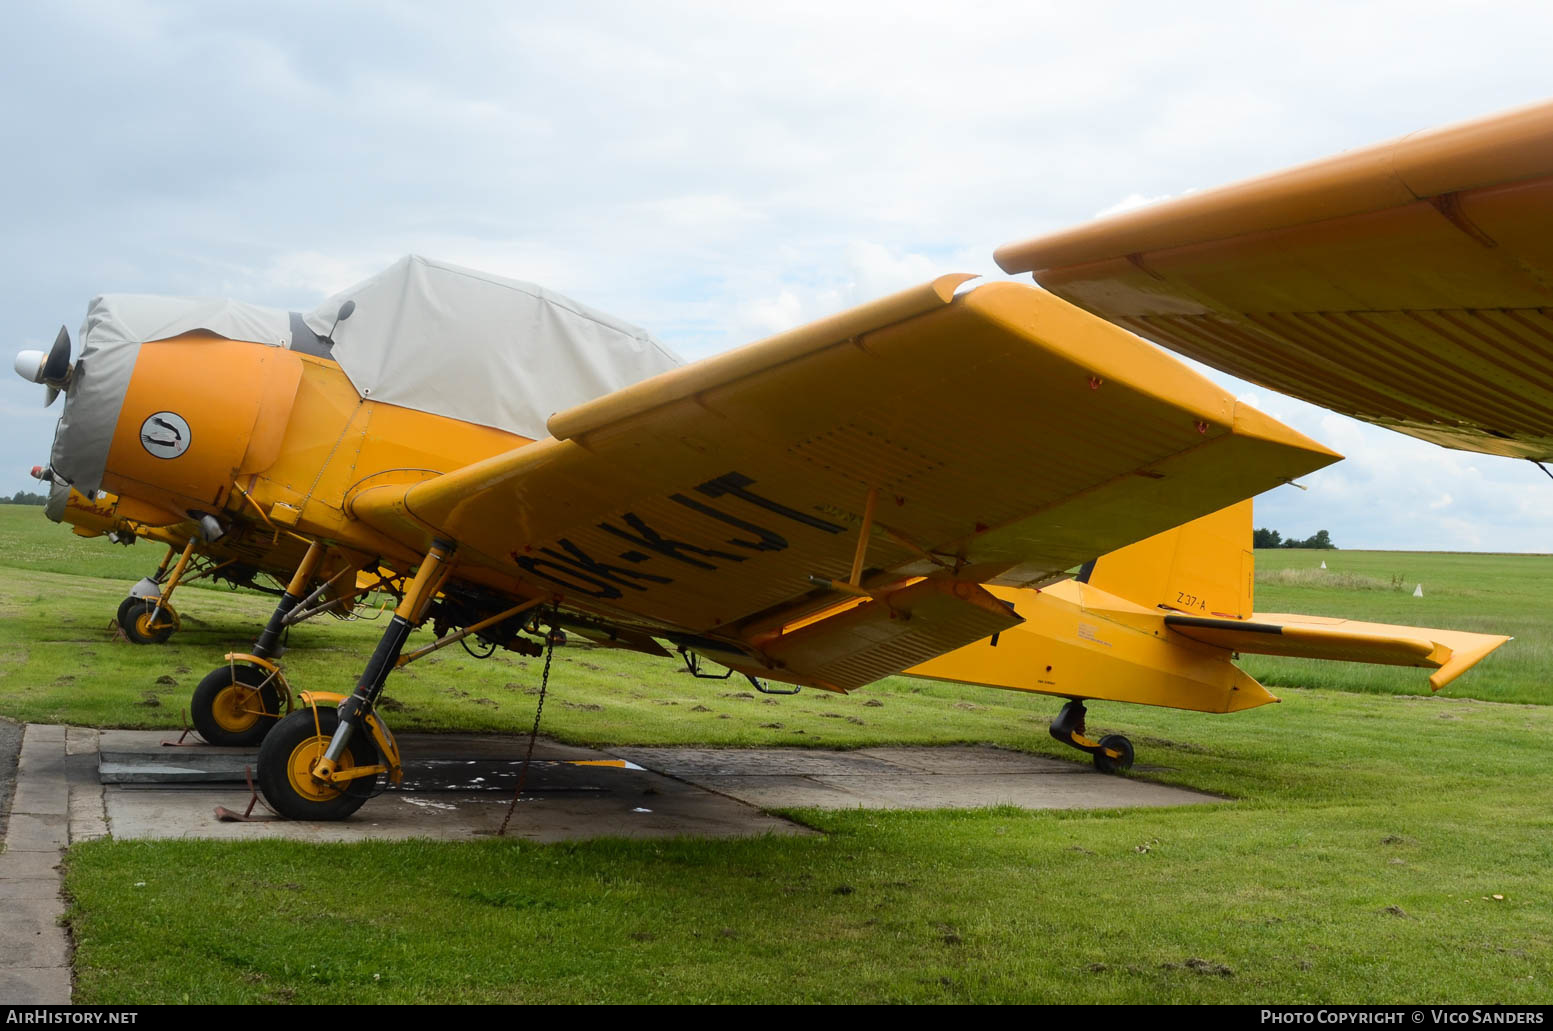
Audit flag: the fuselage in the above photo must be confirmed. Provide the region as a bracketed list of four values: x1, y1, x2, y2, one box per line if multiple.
[62, 333, 526, 581]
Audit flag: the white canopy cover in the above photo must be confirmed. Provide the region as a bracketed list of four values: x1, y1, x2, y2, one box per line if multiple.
[305, 255, 683, 440]
[52, 256, 682, 492]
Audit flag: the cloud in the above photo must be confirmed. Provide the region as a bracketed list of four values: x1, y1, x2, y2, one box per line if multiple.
[1094, 192, 1183, 219]
[5, 1, 1553, 553]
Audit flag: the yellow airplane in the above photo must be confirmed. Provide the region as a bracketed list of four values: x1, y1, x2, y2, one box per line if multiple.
[13, 256, 1504, 818]
[994, 99, 1553, 463]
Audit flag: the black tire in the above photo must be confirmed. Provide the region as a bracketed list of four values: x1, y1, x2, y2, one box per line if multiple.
[1093, 734, 1135, 774]
[117, 596, 175, 645]
[257, 708, 380, 821]
[190, 665, 282, 747]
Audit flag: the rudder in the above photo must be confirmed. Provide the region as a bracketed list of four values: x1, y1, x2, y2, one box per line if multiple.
[1081, 499, 1254, 619]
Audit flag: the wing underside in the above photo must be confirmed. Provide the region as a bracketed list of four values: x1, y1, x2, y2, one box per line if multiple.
[995, 100, 1553, 459]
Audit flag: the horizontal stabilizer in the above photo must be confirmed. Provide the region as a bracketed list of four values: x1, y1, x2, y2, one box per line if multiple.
[1164, 613, 1510, 690]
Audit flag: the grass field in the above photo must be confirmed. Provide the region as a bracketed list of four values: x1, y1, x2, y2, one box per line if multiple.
[1246, 549, 1553, 704]
[1, 504, 1550, 1003]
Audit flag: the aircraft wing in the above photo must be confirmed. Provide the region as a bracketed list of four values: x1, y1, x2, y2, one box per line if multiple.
[994, 100, 1553, 460]
[348, 276, 1338, 691]
[1164, 612, 1509, 691]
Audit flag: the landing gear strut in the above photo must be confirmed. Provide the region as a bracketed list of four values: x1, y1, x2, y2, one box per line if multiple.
[189, 540, 328, 746]
[1049, 700, 1134, 773]
[254, 541, 550, 820]
[116, 540, 196, 644]
[256, 539, 455, 820]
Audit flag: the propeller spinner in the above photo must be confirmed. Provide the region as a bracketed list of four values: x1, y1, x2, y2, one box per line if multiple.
[12, 326, 72, 406]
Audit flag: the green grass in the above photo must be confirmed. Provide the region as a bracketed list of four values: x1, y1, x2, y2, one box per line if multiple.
[63, 688, 1553, 1003]
[0, 504, 174, 582]
[1245, 549, 1553, 704]
[4, 504, 1552, 1002]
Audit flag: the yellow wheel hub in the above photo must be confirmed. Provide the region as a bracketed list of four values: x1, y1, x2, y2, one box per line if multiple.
[210, 684, 263, 734]
[134, 607, 175, 635]
[285, 736, 355, 803]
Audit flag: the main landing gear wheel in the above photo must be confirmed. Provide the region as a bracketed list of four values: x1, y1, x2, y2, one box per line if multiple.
[190, 665, 282, 747]
[256, 708, 380, 821]
[1093, 734, 1134, 774]
[116, 597, 176, 645]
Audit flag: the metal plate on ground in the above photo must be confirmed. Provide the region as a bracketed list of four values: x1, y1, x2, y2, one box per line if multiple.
[91, 730, 812, 844]
[99, 751, 635, 792]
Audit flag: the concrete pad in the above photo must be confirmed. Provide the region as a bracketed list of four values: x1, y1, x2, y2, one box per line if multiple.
[855, 745, 1084, 775]
[2, 813, 69, 852]
[0, 896, 70, 969]
[612, 744, 1222, 811]
[64, 726, 98, 758]
[0, 718, 21, 841]
[21, 725, 65, 749]
[0, 966, 72, 1006]
[104, 782, 809, 843]
[86, 733, 1220, 844]
[0, 728, 82, 1005]
[613, 747, 915, 778]
[813, 773, 1211, 809]
[13, 727, 68, 818]
[68, 784, 108, 844]
[0, 850, 63, 881]
[0, 875, 65, 901]
[8, 781, 67, 819]
[683, 774, 885, 809]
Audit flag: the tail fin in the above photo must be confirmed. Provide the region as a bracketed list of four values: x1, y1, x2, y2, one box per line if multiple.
[1083, 499, 1254, 620]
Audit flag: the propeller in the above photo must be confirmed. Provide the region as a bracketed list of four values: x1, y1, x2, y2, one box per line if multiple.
[15, 326, 73, 406]
[42, 326, 70, 407]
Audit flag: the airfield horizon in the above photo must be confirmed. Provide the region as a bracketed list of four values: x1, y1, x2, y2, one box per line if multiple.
[0, 505, 1548, 1003]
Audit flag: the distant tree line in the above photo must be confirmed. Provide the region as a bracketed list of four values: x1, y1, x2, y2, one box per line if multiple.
[1253, 528, 1335, 549]
[6, 491, 47, 506]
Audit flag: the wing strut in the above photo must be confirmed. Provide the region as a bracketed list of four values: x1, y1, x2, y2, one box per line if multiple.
[848, 485, 880, 586]
[807, 485, 885, 600]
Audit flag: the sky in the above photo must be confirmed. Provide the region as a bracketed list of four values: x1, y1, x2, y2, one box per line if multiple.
[3, 0, 1551, 551]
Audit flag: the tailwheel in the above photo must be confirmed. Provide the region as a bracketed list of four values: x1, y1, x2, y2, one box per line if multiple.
[190, 665, 282, 747]
[117, 597, 177, 645]
[1050, 700, 1136, 774]
[256, 708, 380, 821]
[1093, 734, 1134, 774]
